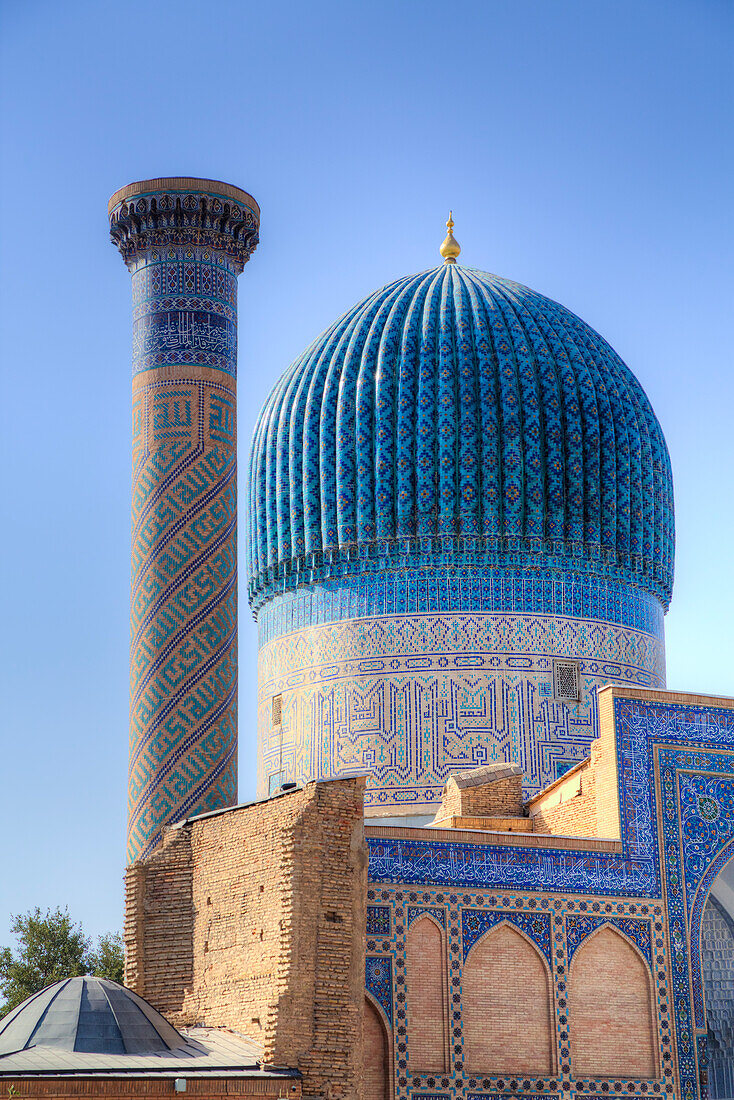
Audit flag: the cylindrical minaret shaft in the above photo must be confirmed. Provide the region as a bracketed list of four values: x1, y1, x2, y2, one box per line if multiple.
[109, 178, 259, 863]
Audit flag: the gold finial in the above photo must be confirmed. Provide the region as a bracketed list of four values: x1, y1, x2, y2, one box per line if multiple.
[439, 210, 461, 264]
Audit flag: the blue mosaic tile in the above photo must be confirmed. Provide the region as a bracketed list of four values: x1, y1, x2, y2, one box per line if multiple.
[565, 914, 652, 967]
[110, 180, 258, 862]
[407, 906, 446, 928]
[461, 908, 552, 964]
[367, 905, 391, 936]
[366, 955, 393, 1023]
[247, 265, 674, 612]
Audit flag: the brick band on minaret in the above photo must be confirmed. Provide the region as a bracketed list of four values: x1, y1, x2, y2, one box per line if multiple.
[109, 177, 259, 863]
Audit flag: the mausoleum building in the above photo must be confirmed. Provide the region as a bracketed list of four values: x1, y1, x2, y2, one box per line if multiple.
[7, 179, 734, 1100]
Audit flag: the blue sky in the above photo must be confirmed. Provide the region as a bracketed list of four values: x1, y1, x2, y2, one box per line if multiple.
[1, 0, 732, 944]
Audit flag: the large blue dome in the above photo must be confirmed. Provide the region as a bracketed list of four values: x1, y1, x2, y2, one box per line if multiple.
[247, 264, 674, 610]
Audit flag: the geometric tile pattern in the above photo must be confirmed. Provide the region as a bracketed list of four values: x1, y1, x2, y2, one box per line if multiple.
[256, 570, 665, 643]
[127, 374, 239, 863]
[461, 908, 552, 963]
[365, 694, 734, 1100]
[248, 257, 674, 814]
[257, 581, 665, 806]
[366, 955, 393, 1023]
[565, 914, 652, 966]
[247, 264, 674, 611]
[407, 906, 446, 929]
[130, 248, 238, 376]
[367, 906, 391, 936]
[109, 178, 259, 863]
[366, 881, 668, 1100]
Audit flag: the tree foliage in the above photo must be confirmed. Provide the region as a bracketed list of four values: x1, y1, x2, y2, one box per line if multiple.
[87, 932, 124, 984]
[0, 908, 124, 1017]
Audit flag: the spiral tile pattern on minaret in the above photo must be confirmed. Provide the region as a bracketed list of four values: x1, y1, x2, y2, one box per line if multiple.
[110, 178, 259, 862]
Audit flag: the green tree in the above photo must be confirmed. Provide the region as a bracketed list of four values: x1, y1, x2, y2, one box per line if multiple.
[86, 932, 124, 984]
[0, 908, 124, 1017]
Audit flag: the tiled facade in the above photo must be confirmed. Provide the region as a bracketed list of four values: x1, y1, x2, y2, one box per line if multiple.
[362, 688, 734, 1100]
[109, 178, 259, 862]
[257, 571, 665, 808]
[700, 897, 734, 1097]
[105, 202, 734, 1100]
[123, 687, 734, 1100]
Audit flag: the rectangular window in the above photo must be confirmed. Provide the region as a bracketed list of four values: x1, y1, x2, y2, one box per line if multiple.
[272, 694, 282, 726]
[553, 659, 581, 703]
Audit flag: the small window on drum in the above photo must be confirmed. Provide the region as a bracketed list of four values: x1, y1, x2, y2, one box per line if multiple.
[272, 694, 282, 726]
[553, 659, 581, 704]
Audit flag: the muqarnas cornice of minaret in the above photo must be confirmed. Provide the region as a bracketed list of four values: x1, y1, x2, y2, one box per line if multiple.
[108, 177, 260, 273]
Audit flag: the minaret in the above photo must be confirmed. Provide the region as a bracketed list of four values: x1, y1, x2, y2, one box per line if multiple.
[109, 178, 259, 863]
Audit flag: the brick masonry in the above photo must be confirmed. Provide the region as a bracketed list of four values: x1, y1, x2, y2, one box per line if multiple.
[124, 777, 367, 1100]
[569, 924, 657, 1078]
[462, 922, 555, 1075]
[121, 685, 734, 1100]
[436, 766, 525, 823]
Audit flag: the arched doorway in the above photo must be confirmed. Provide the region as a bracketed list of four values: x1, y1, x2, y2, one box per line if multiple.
[701, 857, 734, 1099]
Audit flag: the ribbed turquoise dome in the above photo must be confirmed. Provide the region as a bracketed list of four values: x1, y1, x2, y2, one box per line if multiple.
[247, 265, 674, 610]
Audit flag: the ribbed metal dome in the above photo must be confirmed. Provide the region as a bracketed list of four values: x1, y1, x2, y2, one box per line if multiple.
[0, 977, 183, 1055]
[247, 265, 674, 609]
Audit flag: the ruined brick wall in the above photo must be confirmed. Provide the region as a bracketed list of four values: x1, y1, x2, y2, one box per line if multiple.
[123, 826, 193, 1018]
[124, 777, 367, 1100]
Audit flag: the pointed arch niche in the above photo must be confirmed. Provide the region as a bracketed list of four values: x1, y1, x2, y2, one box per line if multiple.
[699, 853, 734, 1099]
[569, 924, 657, 1078]
[364, 994, 391, 1100]
[463, 921, 555, 1074]
[406, 912, 448, 1073]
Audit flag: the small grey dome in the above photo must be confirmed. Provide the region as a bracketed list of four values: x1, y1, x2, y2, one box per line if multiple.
[0, 977, 183, 1055]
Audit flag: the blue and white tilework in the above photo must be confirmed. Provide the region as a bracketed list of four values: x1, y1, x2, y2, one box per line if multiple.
[130, 246, 239, 376]
[249, 261, 673, 812]
[247, 264, 674, 611]
[110, 179, 259, 862]
[257, 571, 665, 806]
[364, 693, 734, 1100]
[461, 908, 552, 964]
[366, 955, 394, 1024]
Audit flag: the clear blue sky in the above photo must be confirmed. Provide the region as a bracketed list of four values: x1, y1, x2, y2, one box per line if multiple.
[1, 0, 732, 945]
